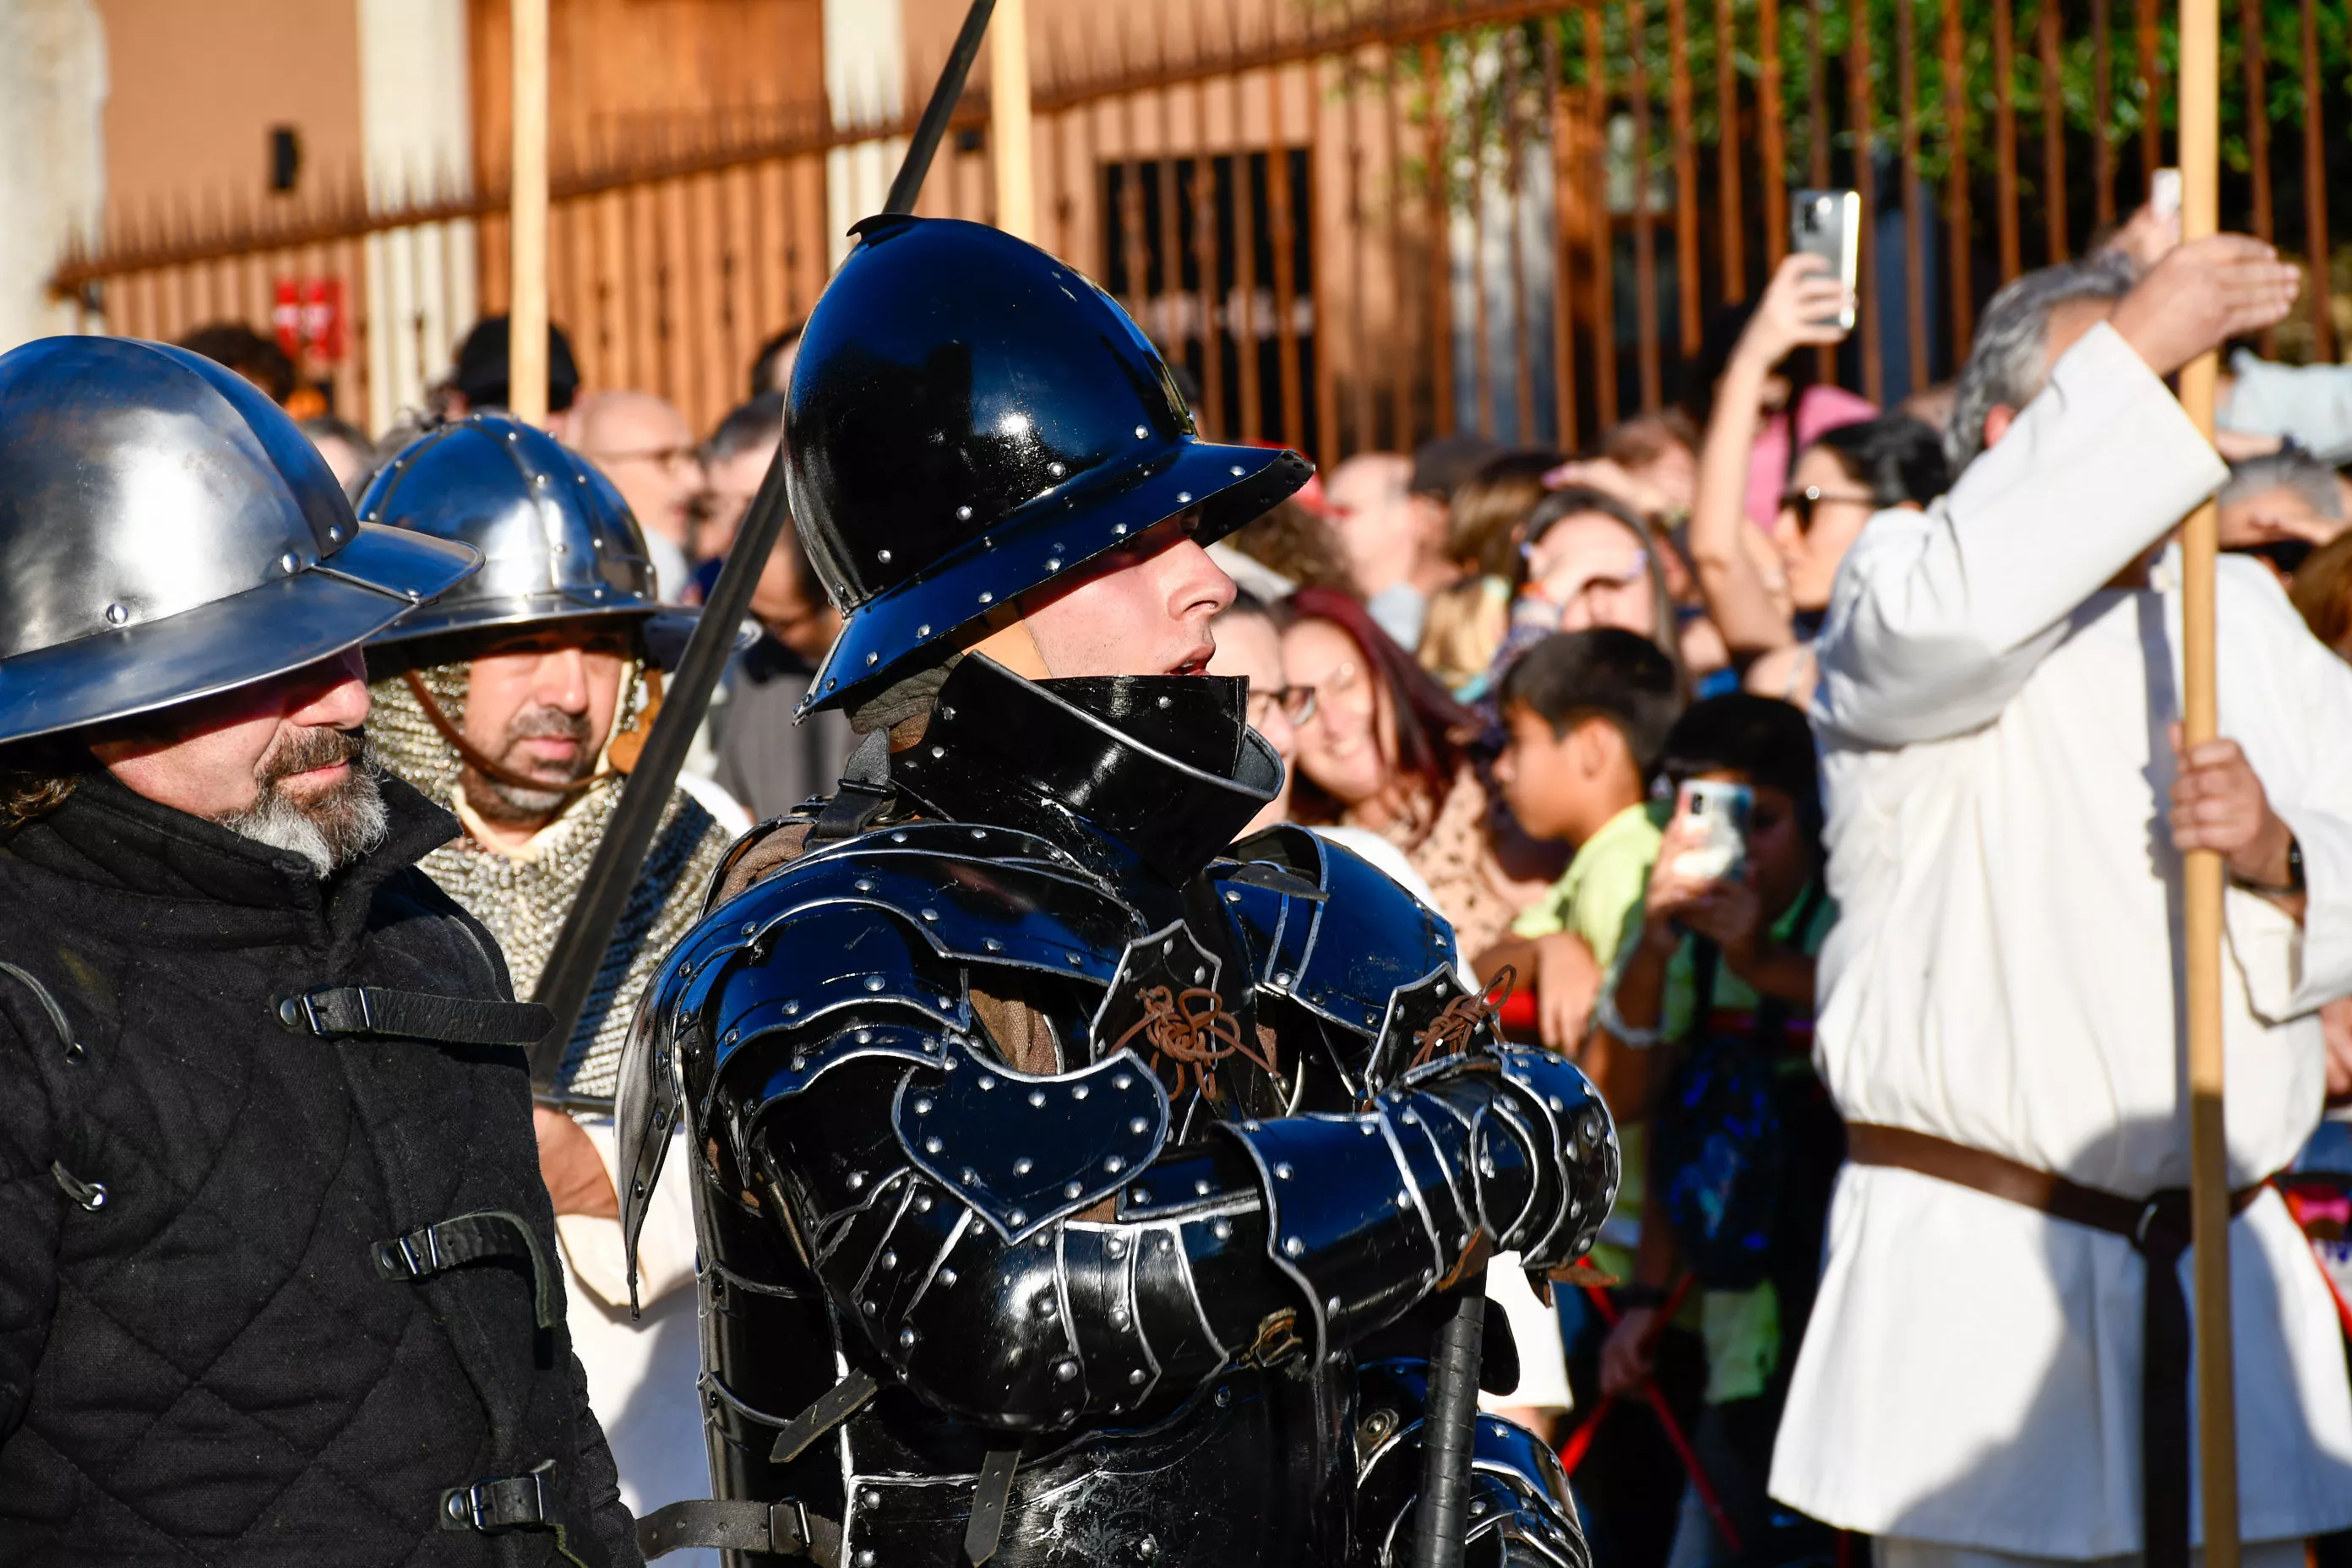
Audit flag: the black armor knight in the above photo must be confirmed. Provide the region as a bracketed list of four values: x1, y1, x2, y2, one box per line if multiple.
[615, 217, 1618, 1568]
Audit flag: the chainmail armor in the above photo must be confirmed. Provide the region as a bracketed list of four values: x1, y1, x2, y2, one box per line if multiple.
[370, 662, 732, 1097]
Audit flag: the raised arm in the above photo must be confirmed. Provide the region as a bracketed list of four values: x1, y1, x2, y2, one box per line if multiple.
[1814, 237, 2298, 748]
[1687, 255, 1850, 656]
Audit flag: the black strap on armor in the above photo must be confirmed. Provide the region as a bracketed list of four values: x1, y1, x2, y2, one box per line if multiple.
[963, 1449, 1021, 1566]
[768, 1368, 881, 1462]
[277, 984, 554, 1048]
[440, 1460, 592, 1568]
[373, 1209, 556, 1329]
[637, 1499, 840, 1563]
[808, 730, 898, 847]
[0, 959, 82, 1060]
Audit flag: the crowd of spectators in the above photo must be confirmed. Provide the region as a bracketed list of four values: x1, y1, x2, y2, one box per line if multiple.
[162, 200, 2352, 1568]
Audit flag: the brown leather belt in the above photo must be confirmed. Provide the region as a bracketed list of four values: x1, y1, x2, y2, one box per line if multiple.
[1846, 1124, 2273, 1568]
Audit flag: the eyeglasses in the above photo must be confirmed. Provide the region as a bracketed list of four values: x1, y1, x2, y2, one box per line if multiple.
[1295, 657, 1370, 722]
[1779, 485, 1882, 533]
[587, 444, 702, 474]
[1245, 683, 1319, 729]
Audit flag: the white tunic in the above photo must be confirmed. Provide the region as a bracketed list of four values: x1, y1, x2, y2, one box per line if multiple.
[1768, 322, 2352, 1554]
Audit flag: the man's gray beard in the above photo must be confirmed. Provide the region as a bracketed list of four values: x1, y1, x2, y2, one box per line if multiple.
[216, 753, 391, 878]
[464, 768, 571, 825]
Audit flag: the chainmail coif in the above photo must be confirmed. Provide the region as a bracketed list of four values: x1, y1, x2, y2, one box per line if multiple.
[370, 662, 731, 1099]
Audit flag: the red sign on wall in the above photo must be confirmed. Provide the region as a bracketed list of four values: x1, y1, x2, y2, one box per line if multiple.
[272, 278, 346, 362]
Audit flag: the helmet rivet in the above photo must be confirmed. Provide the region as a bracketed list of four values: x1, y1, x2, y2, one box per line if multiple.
[1048, 462, 1065, 478]
[327, 525, 342, 543]
[1045, 558, 1061, 571]
[279, 553, 300, 574]
[877, 549, 892, 564]
[506, 430, 520, 442]
[534, 473, 551, 487]
[916, 623, 932, 638]
[978, 591, 994, 604]
[866, 652, 879, 665]
[956, 504, 974, 521]
[1176, 492, 1192, 504]
[1113, 524, 1129, 536]
[1135, 425, 1148, 438]
[104, 602, 128, 626]
[1230, 465, 1246, 476]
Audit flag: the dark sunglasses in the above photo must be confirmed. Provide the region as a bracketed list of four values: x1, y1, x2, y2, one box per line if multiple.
[1779, 484, 1883, 533]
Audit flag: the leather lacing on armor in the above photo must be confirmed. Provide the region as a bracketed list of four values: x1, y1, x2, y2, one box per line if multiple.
[1112, 984, 1276, 1102]
[1409, 966, 1516, 1071]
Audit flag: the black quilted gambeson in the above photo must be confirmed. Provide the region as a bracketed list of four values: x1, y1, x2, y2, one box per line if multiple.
[0, 770, 640, 1568]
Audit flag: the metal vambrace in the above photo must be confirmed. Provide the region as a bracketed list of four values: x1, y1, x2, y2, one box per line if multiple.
[1218, 1046, 1617, 1358]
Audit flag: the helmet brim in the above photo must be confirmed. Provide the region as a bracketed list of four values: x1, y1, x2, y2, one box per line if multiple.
[803, 439, 1312, 714]
[0, 524, 477, 747]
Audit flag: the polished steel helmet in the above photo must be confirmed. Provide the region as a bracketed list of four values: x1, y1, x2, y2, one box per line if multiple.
[357, 412, 696, 664]
[785, 215, 1313, 714]
[0, 336, 477, 749]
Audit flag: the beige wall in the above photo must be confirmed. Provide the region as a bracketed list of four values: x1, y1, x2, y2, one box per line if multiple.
[95, 0, 362, 226]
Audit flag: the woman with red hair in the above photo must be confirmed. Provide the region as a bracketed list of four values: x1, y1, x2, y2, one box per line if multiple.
[1278, 585, 1556, 957]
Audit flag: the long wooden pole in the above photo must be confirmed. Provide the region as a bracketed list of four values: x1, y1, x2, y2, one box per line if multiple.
[990, 0, 1036, 241]
[2175, 0, 2238, 1554]
[509, 0, 550, 426]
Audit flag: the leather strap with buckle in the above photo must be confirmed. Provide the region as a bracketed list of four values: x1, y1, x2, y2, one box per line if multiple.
[373, 1209, 556, 1329]
[1845, 1123, 2273, 1568]
[441, 1459, 557, 1533]
[637, 1498, 839, 1563]
[278, 984, 554, 1049]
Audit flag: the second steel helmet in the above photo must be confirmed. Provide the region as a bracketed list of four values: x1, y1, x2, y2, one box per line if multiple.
[785, 215, 1314, 714]
[357, 413, 696, 664]
[0, 336, 476, 748]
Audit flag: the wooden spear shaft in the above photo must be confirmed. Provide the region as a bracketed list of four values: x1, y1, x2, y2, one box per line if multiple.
[2175, 0, 2238, 1555]
[508, 0, 550, 426]
[990, 0, 1036, 242]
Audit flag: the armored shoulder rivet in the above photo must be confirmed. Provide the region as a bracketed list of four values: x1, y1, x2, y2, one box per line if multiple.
[847, 1172, 865, 1190]
[1064, 1180, 1084, 1199]
[1113, 1074, 1133, 1091]
[741, 921, 758, 936]
[1195, 1178, 1211, 1195]
[1283, 1236, 1305, 1257]
[1104, 1156, 1126, 1173]
[920, 908, 939, 923]
[1054, 1358, 1079, 1381]
[1421, 1267, 1435, 1284]
[1326, 1295, 1342, 1315]
[961, 1165, 981, 1183]
[1275, 1162, 1293, 1180]
[891, 831, 909, 843]
[984, 938, 1004, 952]
[1135, 424, 1149, 438]
[957, 505, 974, 520]
[1157, 1235, 1173, 1251]
[1130, 1367, 1148, 1385]
[1045, 557, 1062, 571]
[857, 1028, 874, 1043]
[879, 1250, 898, 1270]
[972, 828, 987, 840]
[1027, 1089, 1048, 1108]
[1359, 1123, 1378, 1136]
[633, 1180, 645, 1197]
[1243, 1120, 1260, 1131]
[863, 976, 885, 993]
[783, 1000, 800, 1015]
[1009, 1208, 1029, 1228]
[104, 602, 131, 626]
[1215, 1386, 1233, 1407]
[1132, 1188, 1151, 1205]
[936, 995, 954, 1010]
[278, 552, 300, 574]
[1224, 890, 1240, 903]
[826, 678, 837, 690]
[915, 1193, 934, 1212]
[1065, 952, 1082, 966]
[1113, 523, 1130, 536]
[1013, 1157, 1033, 1175]
[939, 1266, 957, 1286]
[977, 590, 994, 605]
[1364, 1010, 1379, 1026]
[724, 1029, 738, 1044]
[856, 1551, 878, 1568]
[1072, 1085, 1089, 1100]
[977, 1075, 996, 1092]
[877, 549, 892, 564]
[1549, 1095, 1567, 1111]
[1176, 492, 1191, 504]
[1136, 1532, 1160, 1559]
[1272, 972, 1292, 988]
[853, 878, 875, 892]
[912, 1097, 933, 1115]
[917, 623, 932, 638]
[327, 525, 342, 543]
[1106, 1237, 1127, 1259]
[1129, 1117, 1149, 1136]
[1048, 462, 1066, 478]
[1568, 1198, 1583, 1218]
[791, 1055, 808, 1070]
[896, 1327, 916, 1351]
[1396, 1191, 1414, 1209]
[923, 1136, 944, 1154]
[865, 652, 879, 666]
[1212, 1218, 1233, 1239]
[1401, 1110, 1419, 1125]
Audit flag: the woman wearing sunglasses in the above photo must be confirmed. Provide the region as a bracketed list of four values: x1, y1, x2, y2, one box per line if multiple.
[1685, 256, 1949, 706]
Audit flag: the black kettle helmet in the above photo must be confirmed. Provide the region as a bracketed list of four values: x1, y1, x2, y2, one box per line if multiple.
[786, 215, 1312, 715]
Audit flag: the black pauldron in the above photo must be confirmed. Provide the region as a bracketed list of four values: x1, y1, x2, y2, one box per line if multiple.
[617, 655, 1616, 1568]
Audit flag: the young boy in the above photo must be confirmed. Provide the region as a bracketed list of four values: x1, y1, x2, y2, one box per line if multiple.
[1479, 628, 1682, 1052]
[1592, 694, 1840, 1568]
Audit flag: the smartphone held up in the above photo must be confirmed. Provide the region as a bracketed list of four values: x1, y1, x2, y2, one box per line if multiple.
[1670, 779, 1753, 885]
[1790, 189, 1860, 331]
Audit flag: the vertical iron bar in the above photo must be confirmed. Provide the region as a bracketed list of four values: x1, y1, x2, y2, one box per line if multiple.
[1386, 46, 1414, 449]
[1848, 0, 1881, 403]
[2136, 0, 2160, 188]
[1426, 38, 1456, 435]
[1587, 4, 1619, 429]
[1716, 0, 1747, 299]
[1544, 16, 1579, 449]
[1236, 83, 1265, 443]
[1472, 59, 1494, 437]
[1350, 48, 1376, 455]
[1897, 0, 1929, 390]
[2039, 0, 2069, 262]
[1941, 0, 1974, 351]
[1761, 0, 1788, 269]
[1268, 63, 1306, 452]
[2301, 0, 2334, 362]
[1995, 0, 2023, 282]
[1507, 42, 1536, 443]
[1310, 55, 1342, 466]
[2094, 0, 2115, 230]
[1668, 0, 1701, 357]
[1193, 72, 1228, 439]
[1630, 0, 1663, 411]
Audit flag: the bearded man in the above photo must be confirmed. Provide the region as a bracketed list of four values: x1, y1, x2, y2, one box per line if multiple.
[0, 337, 641, 1565]
[355, 415, 732, 1556]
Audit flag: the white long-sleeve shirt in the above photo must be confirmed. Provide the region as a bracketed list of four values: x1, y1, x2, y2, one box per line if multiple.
[1769, 321, 2352, 1554]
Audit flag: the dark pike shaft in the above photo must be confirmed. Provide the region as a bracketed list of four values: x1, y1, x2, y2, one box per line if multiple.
[1411, 1274, 1488, 1568]
[526, 0, 1004, 1084]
